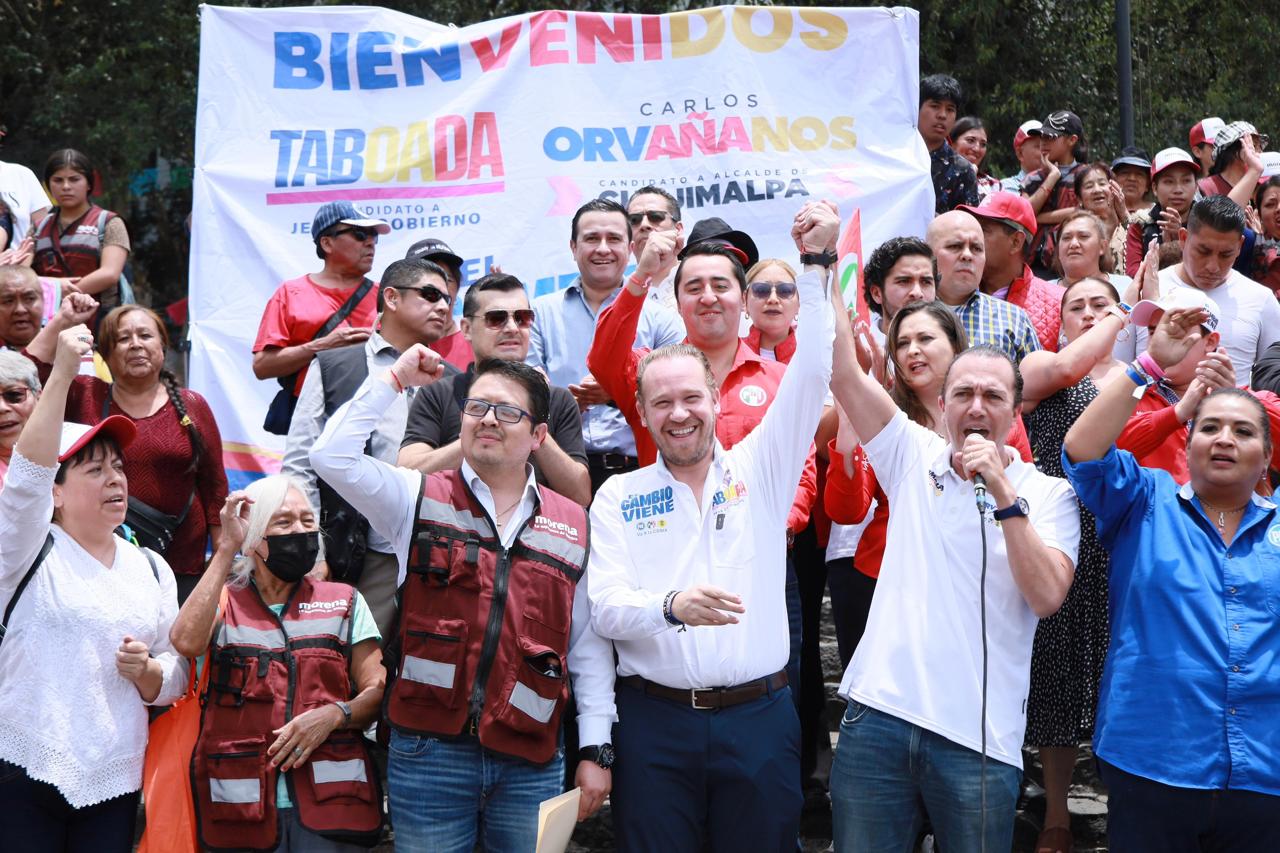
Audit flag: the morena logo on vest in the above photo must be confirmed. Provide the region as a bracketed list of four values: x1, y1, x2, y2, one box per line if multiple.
[297, 599, 348, 613]
[532, 516, 580, 543]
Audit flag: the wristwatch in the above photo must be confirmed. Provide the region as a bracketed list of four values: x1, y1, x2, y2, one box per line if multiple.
[578, 743, 616, 770]
[800, 250, 838, 268]
[993, 498, 1029, 521]
[335, 701, 352, 727]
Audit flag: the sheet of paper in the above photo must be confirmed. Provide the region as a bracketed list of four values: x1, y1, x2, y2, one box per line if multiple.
[536, 786, 581, 853]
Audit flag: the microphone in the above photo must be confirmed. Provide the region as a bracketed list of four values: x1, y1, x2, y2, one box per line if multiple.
[973, 473, 987, 509]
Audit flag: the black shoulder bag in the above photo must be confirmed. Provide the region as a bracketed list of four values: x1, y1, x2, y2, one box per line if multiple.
[101, 390, 197, 554]
[262, 277, 374, 435]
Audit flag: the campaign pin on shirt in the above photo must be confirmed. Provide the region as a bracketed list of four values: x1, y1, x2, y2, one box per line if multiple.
[738, 385, 767, 407]
[928, 470, 945, 496]
[1268, 524, 1280, 548]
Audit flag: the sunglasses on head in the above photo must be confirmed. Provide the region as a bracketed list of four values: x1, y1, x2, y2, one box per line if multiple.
[628, 210, 676, 227]
[394, 284, 451, 305]
[462, 397, 533, 425]
[0, 387, 31, 405]
[469, 309, 535, 330]
[331, 226, 377, 242]
[748, 281, 798, 300]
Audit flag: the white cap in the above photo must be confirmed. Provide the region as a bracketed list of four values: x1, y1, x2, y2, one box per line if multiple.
[58, 416, 136, 463]
[1259, 151, 1280, 181]
[1150, 147, 1201, 178]
[1130, 287, 1221, 334]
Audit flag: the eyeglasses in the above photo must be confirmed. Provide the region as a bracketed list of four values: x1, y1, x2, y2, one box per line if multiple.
[394, 284, 451, 305]
[467, 309, 535, 330]
[0, 387, 31, 405]
[628, 210, 677, 227]
[748, 281, 798, 300]
[462, 397, 533, 425]
[330, 227, 377, 242]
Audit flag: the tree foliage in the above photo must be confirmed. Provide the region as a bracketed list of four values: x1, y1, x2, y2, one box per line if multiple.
[2, 0, 1276, 306]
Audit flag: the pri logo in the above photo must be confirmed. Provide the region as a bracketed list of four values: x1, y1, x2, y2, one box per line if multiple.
[1268, 524, 1280, 548]
[738, 385, 767, 407]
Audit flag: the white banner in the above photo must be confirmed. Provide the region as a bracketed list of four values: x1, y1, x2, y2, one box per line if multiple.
[190, 4, 931, 484]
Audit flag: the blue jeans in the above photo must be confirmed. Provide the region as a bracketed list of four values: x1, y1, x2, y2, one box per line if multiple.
[830, 701, 1020, 853]
[387, 731, 565, 853]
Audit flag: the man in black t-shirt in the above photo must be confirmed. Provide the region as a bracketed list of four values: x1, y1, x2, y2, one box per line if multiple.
[399, 273, 592, 507]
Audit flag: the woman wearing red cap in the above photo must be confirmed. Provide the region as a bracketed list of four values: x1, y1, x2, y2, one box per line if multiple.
[0, 325, 187, 852]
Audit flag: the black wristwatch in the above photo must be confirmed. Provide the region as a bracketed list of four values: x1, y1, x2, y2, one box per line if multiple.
[578, 743, 615, 770]
[993, 497, 1029, 521]
[800, 250, 838, 268]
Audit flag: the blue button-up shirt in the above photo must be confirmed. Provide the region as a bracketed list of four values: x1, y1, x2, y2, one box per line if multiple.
[528, 280, 684, 455]
[1062, 445, 1280, 795]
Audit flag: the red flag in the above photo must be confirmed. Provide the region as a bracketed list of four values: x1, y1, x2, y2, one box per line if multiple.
[836, 208, 866, 323]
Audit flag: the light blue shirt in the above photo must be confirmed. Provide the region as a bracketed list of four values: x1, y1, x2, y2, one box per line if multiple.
[527, 281, 684, 455]
[1062, 445, 1280, 795]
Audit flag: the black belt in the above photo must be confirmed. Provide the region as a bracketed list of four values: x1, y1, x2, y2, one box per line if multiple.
[586, 452, 638, 471]
[619, 671, 788, 710]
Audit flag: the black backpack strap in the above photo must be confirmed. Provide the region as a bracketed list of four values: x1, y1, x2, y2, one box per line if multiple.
[275, 276, 375, 392]
[0, 533, 55, 649]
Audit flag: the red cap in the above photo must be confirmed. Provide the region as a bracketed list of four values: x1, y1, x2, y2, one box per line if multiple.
[958, 191, 1036, 240]
[1013, 120, 1043, 150]
[1188, 117, 1225, 149]
[1150, 147, 1201, 179]
[58, 416, 137, 463]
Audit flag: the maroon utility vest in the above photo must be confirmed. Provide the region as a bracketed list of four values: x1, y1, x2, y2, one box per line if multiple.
[32, 204, 115, 279]
[386, 469, 588, 764]
[191, 577, 382, 852]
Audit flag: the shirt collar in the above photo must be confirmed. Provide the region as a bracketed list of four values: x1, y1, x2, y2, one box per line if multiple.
[566, 277, 623, 311]
[460, 459, 539, 511]
[366, 328, 398, 357]
[744, 325, 797, 361]
[1176, 481, 1277, 512]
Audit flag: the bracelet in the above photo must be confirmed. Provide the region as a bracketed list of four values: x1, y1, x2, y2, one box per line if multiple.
[627, 274, 650, 290]
[1104, 304, 1128, 323]
[1136, 351, 1167, 381]
[390, 372, 406, 394]
[1125, 365, 1152, 388]
[662, 590, 683, 626]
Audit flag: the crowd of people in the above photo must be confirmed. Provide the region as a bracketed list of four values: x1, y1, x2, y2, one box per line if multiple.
[1, 70, 1279, 853]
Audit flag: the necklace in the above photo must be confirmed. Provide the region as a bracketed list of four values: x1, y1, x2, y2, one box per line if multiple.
[495, 497, 521, 526]
[1198, 497, 1249, 530]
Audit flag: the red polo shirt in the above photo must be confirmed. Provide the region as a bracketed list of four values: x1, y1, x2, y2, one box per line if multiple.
[589, 285, 817, 530]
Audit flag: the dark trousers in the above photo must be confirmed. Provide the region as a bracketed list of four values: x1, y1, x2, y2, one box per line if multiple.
[825, 558, 877, 670]
[784, 556, 802, 713]
[0, 759, 139, 853]
[612, 680, 802, 852]
[1099, 758, 1280, 852]
[793, 523, 829, 788]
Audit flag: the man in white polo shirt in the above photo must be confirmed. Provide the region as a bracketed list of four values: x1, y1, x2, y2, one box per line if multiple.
[1135, 195, 1280, 384]
[826, 342, 1080, 852]
[586, 203, 837, 852]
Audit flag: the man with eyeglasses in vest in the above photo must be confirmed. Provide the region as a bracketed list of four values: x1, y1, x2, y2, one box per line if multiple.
[311, 349, 616, 853]
[399, 273, 591, 507]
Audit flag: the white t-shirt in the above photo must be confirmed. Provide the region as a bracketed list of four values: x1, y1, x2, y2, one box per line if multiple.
[1134, 267, 1280, 385]
[839, 411, 1080, 769]
[0, 161, 50, 243]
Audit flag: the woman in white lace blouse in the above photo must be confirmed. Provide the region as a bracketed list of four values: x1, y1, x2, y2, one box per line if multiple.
[0, 325, 187, 851]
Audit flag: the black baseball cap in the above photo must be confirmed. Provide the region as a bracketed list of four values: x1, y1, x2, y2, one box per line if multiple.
[405, 238, 464, 274]
[1111, 146, 1152, 172]
[677, 217, 759, 269]
[1040, 110, 1084, 139]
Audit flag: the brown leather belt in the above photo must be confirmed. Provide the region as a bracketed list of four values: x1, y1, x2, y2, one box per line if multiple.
[619, 671, 788, 710]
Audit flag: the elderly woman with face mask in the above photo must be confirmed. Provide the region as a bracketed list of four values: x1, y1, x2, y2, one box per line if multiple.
[170, 475, 386, 853]
[0, 326, 187, 852]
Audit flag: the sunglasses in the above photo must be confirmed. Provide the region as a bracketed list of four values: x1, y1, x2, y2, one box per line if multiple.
[331, 227, 378, 242]
[748, 281, 798, 300]
[462, 397, 533, 425]
[627, 210, 676, 227]
[0, 387, 31, 405]
[468, 309, 535, 330]
[394, 284, 451, 304]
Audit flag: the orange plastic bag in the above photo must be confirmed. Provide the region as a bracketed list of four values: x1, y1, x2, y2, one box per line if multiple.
[138, 592, 222, 853]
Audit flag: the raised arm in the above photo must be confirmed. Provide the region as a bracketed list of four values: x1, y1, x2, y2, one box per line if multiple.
[311, 345, 444, 574]
[25, 290, 98, 364]
[828, 282, 900, 446]
[1020, 308, 1127, 409]
[1065, 305, 1208, 463]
